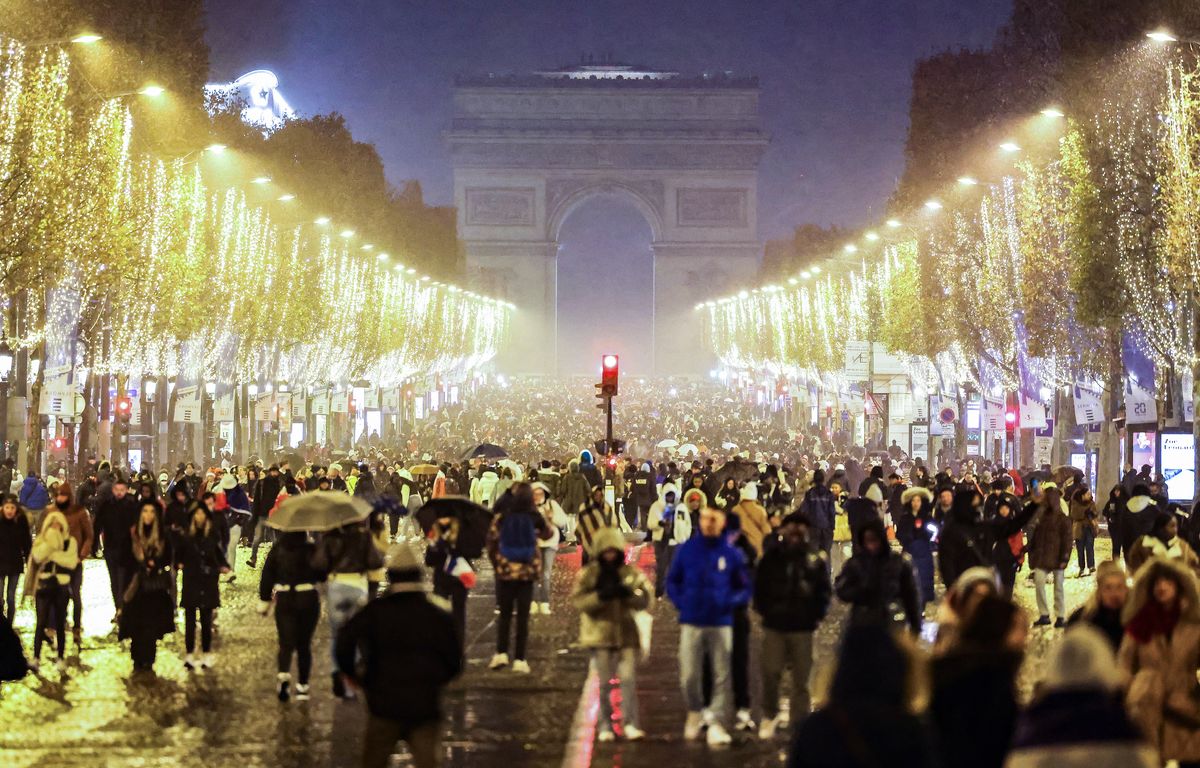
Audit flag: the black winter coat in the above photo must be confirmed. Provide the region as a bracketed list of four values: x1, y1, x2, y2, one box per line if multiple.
[835, 547, 922, 634]
[753, 538, 830, 632]
[259, 534, 326, 601]
[94, 495, 140, 566]
[789, 703, 939, 768]
[254, 474, 282, 517]
[335, 588, 462, 722]
[0, 513, 32, 575]
[930, 650, 1021, 768]
[179, 528, 228, 610]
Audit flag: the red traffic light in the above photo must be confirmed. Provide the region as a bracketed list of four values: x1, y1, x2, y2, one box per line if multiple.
[50, 437, 66, 451]
[600, 354, 619, 397]
[1005, 410, 1017, 424]
[607, 455, 618, 469]
[115, 396, 132, 413]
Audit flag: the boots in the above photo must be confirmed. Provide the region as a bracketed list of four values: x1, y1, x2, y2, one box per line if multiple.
[277, 672, 291, 702]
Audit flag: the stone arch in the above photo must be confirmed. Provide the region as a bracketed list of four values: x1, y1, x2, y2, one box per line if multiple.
[546, 180, 665, 244]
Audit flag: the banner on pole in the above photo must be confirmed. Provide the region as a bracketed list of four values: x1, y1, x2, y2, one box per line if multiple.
[213, 394, 235, 423]
[291, 395, 307, 419]
[382, 387, 400, 412]
[1125, 379, 1157, 425]
[363, 388, 380, 410]
[254, 393, 274, 422]
[311, 392, 329, 416]
[1073, 384, 1104, 425]
[983, 396, 1005, 431]
[1019, 396, 1048, 430]
[331, 391, 349, 414]
[174, 385, 202, 423]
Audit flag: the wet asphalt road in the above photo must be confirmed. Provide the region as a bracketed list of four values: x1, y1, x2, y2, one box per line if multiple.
[0, 536, 1111, 768]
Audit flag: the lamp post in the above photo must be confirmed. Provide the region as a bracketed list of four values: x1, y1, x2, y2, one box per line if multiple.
[0, 339, 12, 461]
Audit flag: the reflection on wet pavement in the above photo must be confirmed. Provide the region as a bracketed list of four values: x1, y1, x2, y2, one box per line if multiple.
[0, 538, 1111, 767]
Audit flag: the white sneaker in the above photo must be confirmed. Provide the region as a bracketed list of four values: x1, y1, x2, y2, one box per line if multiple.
[539, 602, 551, 615]
[684, 711, 705, 740]
[597, 728, 615, 743]
[488, 652, 509, 670]
[184, 654, 196, 670]
[758, 715, 780, 740]
[529, 602, 540, 615]
[201, 653, 215, 669]
[294, 683, 310, 701]
[706, 723, 732, 746]
[512, 659, 531, 674]
[624, 724, 646, 741]
[735, 708, 755, 732]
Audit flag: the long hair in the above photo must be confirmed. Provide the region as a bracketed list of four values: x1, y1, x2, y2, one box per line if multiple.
[132, 504, 165, 562]
[1123, 557, 1200, 625]
[187, 501, 212, 539]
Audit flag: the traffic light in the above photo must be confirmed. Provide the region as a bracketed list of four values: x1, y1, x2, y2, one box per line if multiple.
[1005, 394, 1018, 434]
[49, 436, 67, 455]
[600, 354, 619, 397]
[115, 396, 133, 434]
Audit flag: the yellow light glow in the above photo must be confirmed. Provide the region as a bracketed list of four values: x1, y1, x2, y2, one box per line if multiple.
[1147, 30, 1178, 43]
[957, 176, 978, 186]
[925, 199, 943, 210]
[340, 229, 355, 238]
[314, 216, 330, 225]
[844, 244, 858, 254]
[250, 176, 271, 184]
[139, 85, 165, 97]
[787, 277, 798, 285]
[886, 219, 901, 228]
[277, 193, 294, 202]
[999, 141, 1020, 153]
[70, 34, 102, 44]
[206, 143, 226, 153]
[811, 266, 821, 274]
[864, 231, 879, 241]
[361, 243, 374, 251]
[1040, 107, 1065, 118]
[801, 271, 812, 279]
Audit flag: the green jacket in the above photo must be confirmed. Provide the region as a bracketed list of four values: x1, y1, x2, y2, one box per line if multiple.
[571, 528, 652, 649]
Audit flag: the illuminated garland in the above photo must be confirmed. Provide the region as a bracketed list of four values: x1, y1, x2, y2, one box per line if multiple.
[0, 41, 511, 388]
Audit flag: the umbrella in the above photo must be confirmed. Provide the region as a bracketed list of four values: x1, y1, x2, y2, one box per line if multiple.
[721, 441, 739, 450]
[498, 459, 524, 481]
[267, 491, 371, 532]
[677, 443, 699, 457]
[409, 464, 440, 476]
[462, 443, 507, 460]
[415, 496, 492, 559]
[656, 439, 679, 449]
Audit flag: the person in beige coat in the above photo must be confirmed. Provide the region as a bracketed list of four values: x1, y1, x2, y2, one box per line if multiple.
[1118, 556, 1200, 764]
[25, 509, 79, 673]
[730, 484, 772, 559]
[572, 526, 652, 743]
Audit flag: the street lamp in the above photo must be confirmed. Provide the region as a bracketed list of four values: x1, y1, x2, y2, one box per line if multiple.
[138, 84, 166, 97]
[1040, 107, 1065, 118]
[1147, 30, 1179, 43]
[70, 33, 103, 44]
[957, 176, 978, 186]
[999, 141, 1021, 153]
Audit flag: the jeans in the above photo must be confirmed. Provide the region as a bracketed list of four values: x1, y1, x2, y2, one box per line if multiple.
[653, 541, 674, 597]
[276, 591, 320, 684]
[249, 519, 272, 563]
[1033, 568, 1065, 619]
[593, 648, 640, 730]
[34, 581, 68, 660]
[105, 558, 131, 616]
[433, 570, 467, 650]
[535, 547, 555, 604]
[811, 527, 834, 573]
[184, 606, 213, 653]
[69, 565, 83, 630]
[1075, 527, 1096, 571]
[225, 524, 242, 570]
[760, 629, 814, 719]
[326, 580, 367, 673]
[495, 579, 532, 660]
[679, 624, 732, 723]
[363, 716, 440, 768]
[0, 570, 18, 620]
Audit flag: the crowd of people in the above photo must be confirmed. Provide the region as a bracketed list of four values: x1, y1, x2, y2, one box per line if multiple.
[0, 378, 1197, 768]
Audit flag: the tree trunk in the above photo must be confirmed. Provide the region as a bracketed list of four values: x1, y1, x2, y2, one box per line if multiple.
[1098, 329, 1123, 494]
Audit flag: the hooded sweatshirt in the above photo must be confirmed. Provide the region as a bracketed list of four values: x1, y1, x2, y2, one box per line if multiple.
[666, 528, 751, 627]
[647, 482, 691, 543]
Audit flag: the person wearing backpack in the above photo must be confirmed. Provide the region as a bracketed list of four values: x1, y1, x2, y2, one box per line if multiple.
[486, 482, 551, 674]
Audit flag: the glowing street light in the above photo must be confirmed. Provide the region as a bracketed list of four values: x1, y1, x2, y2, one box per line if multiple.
[250, 176, 271, 184]
[277, 193, 294, 202]
[787, 277, 798, 285]
[811, 265, 821, 274]
[885, 219, 902, 228]
[800, 271, 812, 279]
[405, 267, 416, 274]
[70, 33, 103, 44]
[957, 176, 978, 186]
[340, 229, 355, 238]
[924, 199, 943, 211]
[376, 252, 387, 261]
[314, 216, 330, 226]
[844, 243, 858, 254]
[999, 141, 1021, 153]
[361, 243, 374, 251]
[864, 231, 879, 241]
[1040, 107, 1065, 118]
[1147, 30, 1178, 43]
[139, 84, 166, 97]
[206, 143, 226, 153]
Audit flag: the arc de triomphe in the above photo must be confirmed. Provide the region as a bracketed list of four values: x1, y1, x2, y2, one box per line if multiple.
[446, 64, 768, 375]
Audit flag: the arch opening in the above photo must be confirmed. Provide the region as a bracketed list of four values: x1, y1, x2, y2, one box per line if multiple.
[555, 194, 655, 376]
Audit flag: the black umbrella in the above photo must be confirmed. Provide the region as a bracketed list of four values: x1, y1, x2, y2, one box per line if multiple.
[416, 496, 491, 559]
[462, 443, 507, 460]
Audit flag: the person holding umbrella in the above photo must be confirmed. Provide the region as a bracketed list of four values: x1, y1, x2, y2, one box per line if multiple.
[258, 528, 327, 702]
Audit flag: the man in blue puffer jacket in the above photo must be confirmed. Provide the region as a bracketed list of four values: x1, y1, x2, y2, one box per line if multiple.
[666, 505, 751, 747]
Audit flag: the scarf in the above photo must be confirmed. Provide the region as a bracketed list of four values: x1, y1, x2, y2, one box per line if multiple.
[1126, 599, 1181, 644]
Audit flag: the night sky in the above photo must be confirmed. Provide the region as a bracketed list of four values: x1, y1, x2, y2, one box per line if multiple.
[205, 0, 1012, 373]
